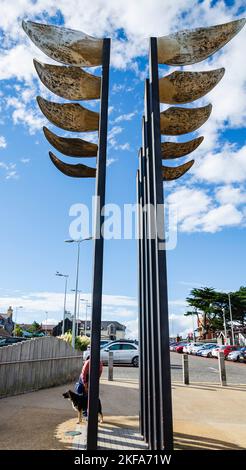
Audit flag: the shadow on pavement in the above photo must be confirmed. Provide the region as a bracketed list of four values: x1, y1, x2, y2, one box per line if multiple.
[174, 432, 243, 450]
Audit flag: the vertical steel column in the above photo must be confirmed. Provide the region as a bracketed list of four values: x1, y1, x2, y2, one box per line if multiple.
[140, 129, 156, 449]
[149, 38, 173, 450]
[144, 80, 162, 449]
[87, 38, 110, 450]
[138, 148, 151, 444]
[136, 169, 144, 437]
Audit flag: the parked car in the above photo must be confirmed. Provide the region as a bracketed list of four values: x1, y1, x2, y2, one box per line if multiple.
[239, 348, 246, 363]
[83, 341, 139, 367]
[191, 343, 214, 355]
[170, 342, 179, 351]
[184, 342, 203, 354]
[175, 343, 189, 353]
[200, 344, 219, 358]
[173, 342, 188, 352]
[227, 347, 246, 362]
[195, 343, 216, 356]
[212, 345, 238, 359]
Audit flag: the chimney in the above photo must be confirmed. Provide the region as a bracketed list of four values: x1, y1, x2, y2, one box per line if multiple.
[7, 306, 13, 319]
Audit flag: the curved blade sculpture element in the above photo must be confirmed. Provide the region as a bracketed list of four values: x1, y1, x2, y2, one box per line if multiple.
[157, 18, 245, 65]
[159, 68, 225, 104]
[22, 20, 103, 66]
[161, 136, 204, 159]
[43, 127, 98, 157]
[160, 104, 212, 135]
[49, 152, 96, 178]
[37, 97, 99, 132]
[162, 160, 194, 181]
[34, 60, 101, 101]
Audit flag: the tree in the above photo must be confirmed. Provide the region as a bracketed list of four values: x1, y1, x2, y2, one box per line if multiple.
[14, 324, 23, 337]
[27, 321, 42, 333]
[185, 287, 246, 339]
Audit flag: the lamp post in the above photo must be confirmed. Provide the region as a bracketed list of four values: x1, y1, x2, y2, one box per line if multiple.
[56, 272, 69, 335]
[81, 300, 91, 336]
[222, 307, 227, 343]
[228, 293, 235, 345]
[65, 237, 92, 348]
[71, 289, 83, 336]
[45, 311, 48, 335]
[15, 306, 23, 324]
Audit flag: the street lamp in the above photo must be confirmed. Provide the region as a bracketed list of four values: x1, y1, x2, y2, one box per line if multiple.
[56, 271, 69, 335]
[15, 306, 23, 325]
[81, 299, 91, 336]
[45, 311, 48, 335]
[222, 307, 227, 343]
[65, 237, 92, 348]
[228, 293, 235, 346]
[71, 289, 83, 336]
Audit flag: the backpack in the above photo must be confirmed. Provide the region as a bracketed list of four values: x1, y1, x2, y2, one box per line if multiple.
[74, 376, 83, 395]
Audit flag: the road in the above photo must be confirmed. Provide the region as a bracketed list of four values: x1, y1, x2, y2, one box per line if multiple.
[101, 352, 246, 384]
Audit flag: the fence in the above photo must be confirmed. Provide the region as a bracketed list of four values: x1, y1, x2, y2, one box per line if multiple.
[0, 336, 83, 398]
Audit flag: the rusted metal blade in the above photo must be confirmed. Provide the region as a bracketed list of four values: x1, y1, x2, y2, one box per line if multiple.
[34, 59, 101, 101]
[37, 97, 99, 132]
[49, 152, 96, 178]
[157, 18, 246, 65]
[162, 160, 194, 181]
[160, 104, 212, 135]
[22, 20, 103, 67]
[43, 127, 98, 157]
[159, 68, 225, 104]
[161, 136, 204, 159]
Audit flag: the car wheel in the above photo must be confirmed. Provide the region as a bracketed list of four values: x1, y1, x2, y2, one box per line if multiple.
[207, 352, 212, 358]
[132, 356, 139, 367]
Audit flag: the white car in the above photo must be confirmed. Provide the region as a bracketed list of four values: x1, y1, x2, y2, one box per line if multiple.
[200, 345, 219, 357]
[211, 345, 225, 358]
[184, 342, 204, 354]
[83, 341, 139, 367]
[192, 343, 215, 355]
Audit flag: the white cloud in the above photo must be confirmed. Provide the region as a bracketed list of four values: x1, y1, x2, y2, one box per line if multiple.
[114, 112, 136, 123]
[167, 186, 245, 233]
[193, 144, 246, 184]
[0, 291, 138, 326]
[0, 136, 7, 148]
[0, 161, 19, 180]
[199, 203, 243, 233]
[108, 125, 123, 148]
[215, 185, 246, 205]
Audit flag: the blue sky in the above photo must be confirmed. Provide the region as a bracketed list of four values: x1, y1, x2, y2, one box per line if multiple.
[0, 0, 245, 337]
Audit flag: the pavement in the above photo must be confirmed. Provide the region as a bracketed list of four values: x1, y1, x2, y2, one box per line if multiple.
[1, 361, 246, 450]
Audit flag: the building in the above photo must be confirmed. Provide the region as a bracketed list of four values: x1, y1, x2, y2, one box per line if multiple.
[53, 319, 126, 340]
[0, 307, 14, 336]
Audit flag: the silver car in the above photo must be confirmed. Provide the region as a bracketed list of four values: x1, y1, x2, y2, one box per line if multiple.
[84, 341, 139, 367]
[227, 348, 241, 362]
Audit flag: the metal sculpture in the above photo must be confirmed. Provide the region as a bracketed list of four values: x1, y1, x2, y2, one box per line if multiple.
[23, 19, 110, 450]
[34, 59, 101, 100]
[159, 68, 225, 104]
[43, 127, 98, 157]
[137, 17, 245, 450]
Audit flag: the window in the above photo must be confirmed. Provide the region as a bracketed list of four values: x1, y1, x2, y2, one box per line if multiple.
[108, 344, 121, 351]
[121, 344, 137, 350]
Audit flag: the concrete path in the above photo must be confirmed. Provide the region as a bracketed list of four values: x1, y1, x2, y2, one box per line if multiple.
[0, 374, 246, 450]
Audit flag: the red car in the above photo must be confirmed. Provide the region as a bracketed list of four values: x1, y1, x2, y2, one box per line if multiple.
[219, 345, 239, 358]
[175, 344, 186, 353]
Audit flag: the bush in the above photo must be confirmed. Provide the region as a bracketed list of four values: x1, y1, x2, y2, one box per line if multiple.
[60, 332, 90, 351]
